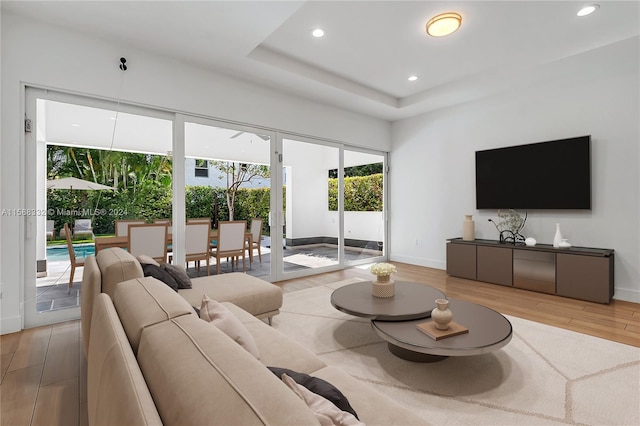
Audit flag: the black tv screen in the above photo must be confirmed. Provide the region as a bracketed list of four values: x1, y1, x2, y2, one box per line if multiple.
[475, 136, 591, 209]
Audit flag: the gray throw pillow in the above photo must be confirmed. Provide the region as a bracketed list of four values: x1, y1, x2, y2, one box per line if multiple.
[161, 263, 193, 289]
[141, 263, 178, 292]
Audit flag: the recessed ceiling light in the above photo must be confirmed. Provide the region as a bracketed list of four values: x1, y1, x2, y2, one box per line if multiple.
[408, 75, 419, 82]
[577, 4, 599, 16]
[71, 123, 80, 127]
[426, 12, 462, 37]
[311, 28, 326, 38]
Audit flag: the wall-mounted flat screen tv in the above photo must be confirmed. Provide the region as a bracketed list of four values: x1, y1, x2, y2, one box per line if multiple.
[475, 136, 591, 209]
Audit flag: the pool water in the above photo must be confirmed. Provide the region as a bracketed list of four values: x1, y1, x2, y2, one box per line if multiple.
[47, 244, 95, 261]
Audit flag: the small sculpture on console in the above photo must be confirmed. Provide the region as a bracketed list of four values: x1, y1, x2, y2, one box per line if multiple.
[488, 209, 527, 244]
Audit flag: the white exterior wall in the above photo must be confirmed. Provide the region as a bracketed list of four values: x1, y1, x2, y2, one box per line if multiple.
[0, 13, 390, 333]
[390, 37, 640, 303]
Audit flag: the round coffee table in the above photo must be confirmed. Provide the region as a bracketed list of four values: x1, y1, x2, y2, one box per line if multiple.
[330, 281, 446, 321]
[371, 298, 512, 362]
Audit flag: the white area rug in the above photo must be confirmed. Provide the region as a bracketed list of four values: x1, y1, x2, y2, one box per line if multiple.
[272, 279, 640, 426]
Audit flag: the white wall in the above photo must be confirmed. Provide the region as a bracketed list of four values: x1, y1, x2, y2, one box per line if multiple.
[390, 37, 640, 303]
[0, 12, 390, 333]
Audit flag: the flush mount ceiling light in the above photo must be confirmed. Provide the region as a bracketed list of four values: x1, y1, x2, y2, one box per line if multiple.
[577, 4, 599, 16]
[408, 75, 419, 81]
[311, 28, 326, 38]
[426, 12, 462, 37]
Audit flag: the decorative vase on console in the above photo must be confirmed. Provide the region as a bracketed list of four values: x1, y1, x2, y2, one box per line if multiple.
[431, 299, 453, 330]
[559, 239, 572, 249]
[370, 263, 397, 298]
[553, 223, 563, 248]
[463, 215, 475, 241]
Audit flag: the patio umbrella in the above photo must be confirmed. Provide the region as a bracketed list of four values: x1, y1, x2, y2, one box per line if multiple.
[47, 177, 113, 232]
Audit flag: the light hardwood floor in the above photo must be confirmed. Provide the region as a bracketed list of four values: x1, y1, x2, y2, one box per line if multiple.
[2, 262, 638, 426]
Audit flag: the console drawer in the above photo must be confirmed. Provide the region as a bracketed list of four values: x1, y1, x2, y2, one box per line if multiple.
[513, 250, 555, 294]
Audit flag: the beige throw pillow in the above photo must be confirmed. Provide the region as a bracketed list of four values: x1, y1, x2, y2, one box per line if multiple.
[281, 374, 365, 426]
[199, 296, 260, 359]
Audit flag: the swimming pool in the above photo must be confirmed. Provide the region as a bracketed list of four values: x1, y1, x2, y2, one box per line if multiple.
[46, 244, 95, 261]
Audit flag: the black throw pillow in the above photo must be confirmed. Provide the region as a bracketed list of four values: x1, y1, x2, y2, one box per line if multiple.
[161, 263, 193, 289]
[141, 263, 179, 292]
[267, 366, 359, 419]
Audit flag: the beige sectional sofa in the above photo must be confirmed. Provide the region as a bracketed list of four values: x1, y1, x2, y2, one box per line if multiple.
[81, 248, 426, 425]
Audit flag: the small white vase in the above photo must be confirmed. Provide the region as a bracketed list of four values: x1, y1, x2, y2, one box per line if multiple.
[553, 223, 563, 248]
[559, 239, 572, 249]
[462, 215, 475, 241]
[431, 299, 453, 330]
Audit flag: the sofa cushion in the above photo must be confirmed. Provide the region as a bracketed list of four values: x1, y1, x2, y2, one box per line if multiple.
[223, 303, 327, 374]
[137, 315, 321, 426]
[178, 272, 282, 318]
[96, 247, 144, 297]
[161, 263, 192, 289]
[200, 296, 260, 359]
[268, 367, 359, 418]
[112, 277, 195, 353]
[281, 373, 364, 426]
[87, 294, 162, 426]
[311, 366, 427, 426]
[142, 263, 179, 292]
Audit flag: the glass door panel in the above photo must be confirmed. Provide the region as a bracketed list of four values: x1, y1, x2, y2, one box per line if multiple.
[26, 89, 173, 328]
[280, 137, 340, 279]
[343, 149, 386, 265]
[183, 120, 272, 279]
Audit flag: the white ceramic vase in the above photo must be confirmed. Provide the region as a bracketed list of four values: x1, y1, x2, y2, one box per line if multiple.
[462, 215, 475, 241]
[559, 239, 572, 249]
[431, 299, 453, 330]
[553, 223, 563, 248]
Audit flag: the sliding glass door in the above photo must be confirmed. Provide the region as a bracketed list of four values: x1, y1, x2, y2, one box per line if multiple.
[181, 117, 274, 279]
[22, 88, 388, 328]
[279, 136, 341, 279]
[24, 88, 173, 328]
[343, 149, 386, 266]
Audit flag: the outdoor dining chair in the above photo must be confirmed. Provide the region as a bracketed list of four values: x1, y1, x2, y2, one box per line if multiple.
[211, 220, 246, 275]
[63, 223, 85, 293]
[187, 217, 210, 224]
[73, 219, 94, 239]
[127, 223, 169, 264]
[247, 218, 263, 264]
[46, 220, 55, 241]
[153, 218, 172, 234]
[115, 219, 147, 237]
[185, 222, 211, 275]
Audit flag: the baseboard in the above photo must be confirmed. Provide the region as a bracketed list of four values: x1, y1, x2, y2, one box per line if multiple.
[390, 254, 445, 270]
[613, 288, 640, 304]
[1, 315, 22, 335]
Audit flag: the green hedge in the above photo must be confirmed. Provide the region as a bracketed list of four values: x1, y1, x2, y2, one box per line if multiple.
[49, 173, 383, 236]
[48, 185, 276, 235]
[328, 174, 383, 211]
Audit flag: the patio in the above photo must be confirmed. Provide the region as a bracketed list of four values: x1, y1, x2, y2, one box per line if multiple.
[35, 237, 381, 313]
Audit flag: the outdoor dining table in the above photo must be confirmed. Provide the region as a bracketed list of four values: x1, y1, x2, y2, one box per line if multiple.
[94, 228, 253, 264]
